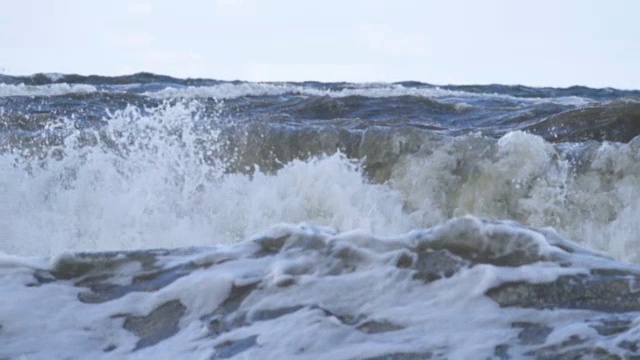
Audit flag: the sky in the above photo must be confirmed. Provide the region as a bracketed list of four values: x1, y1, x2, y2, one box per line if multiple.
[1, 0, 639, 88]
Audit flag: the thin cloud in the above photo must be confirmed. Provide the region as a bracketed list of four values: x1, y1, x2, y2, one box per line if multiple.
[213, 0, 256, 17]
[357, 23, 430, 57]
[127, 1, 152, 15]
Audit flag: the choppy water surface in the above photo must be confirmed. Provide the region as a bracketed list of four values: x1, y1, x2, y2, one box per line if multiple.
[1, 73, 640, 359]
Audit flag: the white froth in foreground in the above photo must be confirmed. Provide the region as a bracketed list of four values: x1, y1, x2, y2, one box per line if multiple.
[3, 218, 637, 359]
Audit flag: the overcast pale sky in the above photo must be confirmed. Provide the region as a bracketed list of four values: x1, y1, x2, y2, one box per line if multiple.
[1, 0, 638, 88]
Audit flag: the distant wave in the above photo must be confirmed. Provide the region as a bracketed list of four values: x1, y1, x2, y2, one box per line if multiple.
[0, 83, 97, 97]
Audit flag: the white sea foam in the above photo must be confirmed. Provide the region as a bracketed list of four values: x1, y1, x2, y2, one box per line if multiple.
[389, 131, 640, 262]
[43, 73, 65, 82]
[0, 83, 97, 97]
[0, 219, 632, 359]
[143, 82, 593, 106]
[0, 80, 592, 107]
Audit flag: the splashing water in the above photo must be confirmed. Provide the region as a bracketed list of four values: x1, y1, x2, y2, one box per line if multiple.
[2, 94, 640, 262]
[1, 100, 414, 255]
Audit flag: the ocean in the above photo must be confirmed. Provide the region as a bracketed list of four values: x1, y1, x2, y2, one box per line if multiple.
[1, 73, 640, 359]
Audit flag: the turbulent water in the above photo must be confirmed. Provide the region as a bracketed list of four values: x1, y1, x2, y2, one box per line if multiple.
[2, 73, 640, 359]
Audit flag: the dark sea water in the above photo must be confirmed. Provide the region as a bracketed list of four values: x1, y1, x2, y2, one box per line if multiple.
[1, 73, 640, 359]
